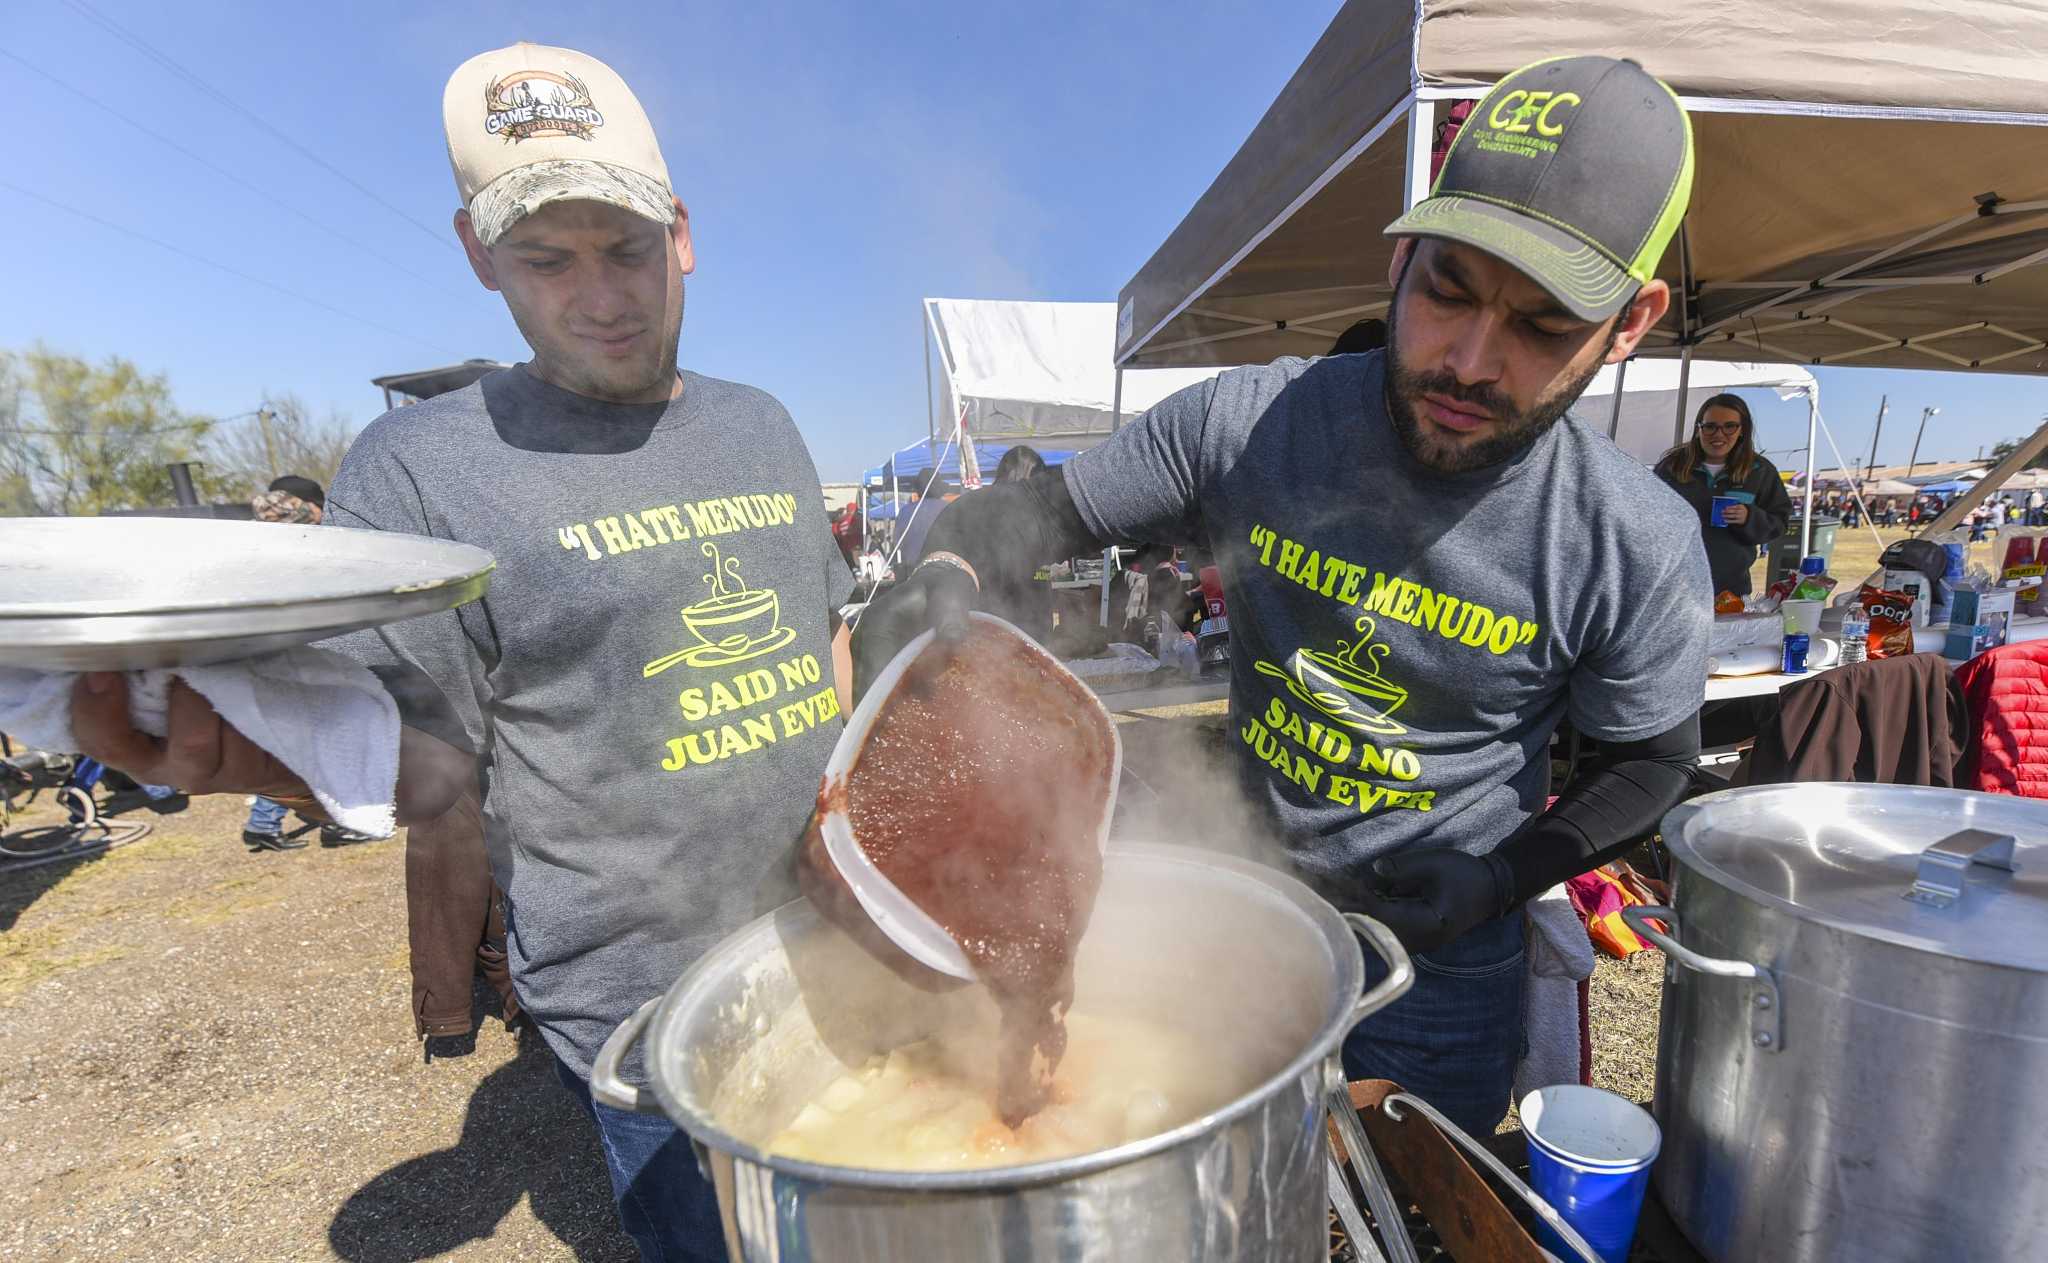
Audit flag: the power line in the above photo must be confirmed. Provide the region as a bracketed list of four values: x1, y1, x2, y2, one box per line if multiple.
[0, 47, 445, 291]
[0, 178, 463, 358]
[0, 412, 262, 439]
[0, 409, 291, 451]
[61, 0, 457, 253]
[0, 423, 210, 438]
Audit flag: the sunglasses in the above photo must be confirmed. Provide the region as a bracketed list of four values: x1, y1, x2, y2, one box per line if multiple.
[1697, 422, 1742, 435]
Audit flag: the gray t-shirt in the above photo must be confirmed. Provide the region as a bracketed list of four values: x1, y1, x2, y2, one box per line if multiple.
[325, 366, 853, 1076]
[1066, 351, 1708, 887]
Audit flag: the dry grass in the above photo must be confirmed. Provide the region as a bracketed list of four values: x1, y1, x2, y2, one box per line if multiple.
[0, 920, 128, 999]
[1748, 519, 2012, 593]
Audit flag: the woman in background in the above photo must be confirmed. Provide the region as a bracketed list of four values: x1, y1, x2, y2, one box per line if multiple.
[1655, 394, 1792, 598]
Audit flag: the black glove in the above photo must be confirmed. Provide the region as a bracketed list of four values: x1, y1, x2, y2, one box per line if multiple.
[850, 468, 1102, 702]
[851, 559, 978, 703]
[1345, 849, 1513, 955]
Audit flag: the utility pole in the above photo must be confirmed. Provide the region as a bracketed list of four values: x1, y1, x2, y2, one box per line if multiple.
[1864, 394, 1887, 483]
[1907, 406, 1939, 477]
[255, 406, 280, 481]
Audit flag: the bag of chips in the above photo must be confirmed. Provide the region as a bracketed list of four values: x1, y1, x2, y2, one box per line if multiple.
[1859, 584, 1917, 659]
[1791, 573, 1837, 603]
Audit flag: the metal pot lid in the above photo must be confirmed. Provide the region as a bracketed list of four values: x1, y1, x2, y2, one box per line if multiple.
[0, 517, 494, 671]
[1663, 783, 2048, 973]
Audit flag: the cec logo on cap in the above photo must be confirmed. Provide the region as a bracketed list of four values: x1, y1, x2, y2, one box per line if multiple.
[1385, 55, 1694, 322]
[444, 42, 676, 247]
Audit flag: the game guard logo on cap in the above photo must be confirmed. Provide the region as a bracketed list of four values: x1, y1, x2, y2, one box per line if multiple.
[483, 69, 604, 142]
[1386, 55, 1695, 322]
[445, 42, 676, 246]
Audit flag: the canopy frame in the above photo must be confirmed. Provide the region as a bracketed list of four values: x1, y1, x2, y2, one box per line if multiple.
[1670, 196, 2048, 370]
[1121, 85, 2048, 372]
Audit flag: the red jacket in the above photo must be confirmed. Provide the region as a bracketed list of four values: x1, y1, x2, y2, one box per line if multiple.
[1954, 640, 2048, 798]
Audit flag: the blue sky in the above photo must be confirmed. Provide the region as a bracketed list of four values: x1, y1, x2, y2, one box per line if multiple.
[3, 1, 2042, 481]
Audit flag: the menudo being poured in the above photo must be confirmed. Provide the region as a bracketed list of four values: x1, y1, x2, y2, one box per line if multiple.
[790, 618, 1234, 1169]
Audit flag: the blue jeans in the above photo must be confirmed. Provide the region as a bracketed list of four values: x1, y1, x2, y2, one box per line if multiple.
[244, 795, 289, 835]
[1342, 914, 1525, 1137]
[554, 1056, 727, 1262]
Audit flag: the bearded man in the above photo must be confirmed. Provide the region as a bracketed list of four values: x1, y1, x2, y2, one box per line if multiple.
[853, 56, 1712, 1134]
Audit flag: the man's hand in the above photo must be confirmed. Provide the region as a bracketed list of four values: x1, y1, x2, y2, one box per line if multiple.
[1344, 848, 1513, 955]
[1720, 503, 1750, 527]
[70, 673, 309, 801]
[850, 558, 978, 702]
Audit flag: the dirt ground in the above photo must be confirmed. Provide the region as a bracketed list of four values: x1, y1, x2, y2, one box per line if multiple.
[0, 792, 634, 1263]
[2, 772, 1667, 1262]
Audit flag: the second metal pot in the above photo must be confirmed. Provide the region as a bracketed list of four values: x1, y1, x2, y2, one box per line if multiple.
[1632, 784, 2048, 1263]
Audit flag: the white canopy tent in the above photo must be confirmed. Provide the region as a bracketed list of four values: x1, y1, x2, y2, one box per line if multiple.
[1580, 360, 1818, 467]
[1840, 478, 1921, 497]
[923, 298, 1219, 451]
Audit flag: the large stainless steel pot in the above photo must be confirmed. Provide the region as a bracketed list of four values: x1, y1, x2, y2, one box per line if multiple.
[1627, 784, 2048, 1263]
[591, 842, 1412, 1261]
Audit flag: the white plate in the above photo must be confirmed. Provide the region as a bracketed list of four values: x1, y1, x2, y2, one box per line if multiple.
[0, 517, 494, 671]
[818, 612, 1120, 979]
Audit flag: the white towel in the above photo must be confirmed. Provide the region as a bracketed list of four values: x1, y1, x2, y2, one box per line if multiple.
[1516, 884, 1596, 1101]
[0, 647, 400, 838]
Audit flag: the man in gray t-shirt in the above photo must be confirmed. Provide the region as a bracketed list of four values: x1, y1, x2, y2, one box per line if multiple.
[70, 42, 843, 1263]
[855, 56, 1710, 1135]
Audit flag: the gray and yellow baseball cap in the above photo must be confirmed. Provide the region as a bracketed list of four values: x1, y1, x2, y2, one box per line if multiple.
[1386, 56, 1693, 322]
[444, 43, 676, 247]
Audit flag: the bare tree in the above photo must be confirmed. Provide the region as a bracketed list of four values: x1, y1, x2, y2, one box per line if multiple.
[204, 393, 358, 499]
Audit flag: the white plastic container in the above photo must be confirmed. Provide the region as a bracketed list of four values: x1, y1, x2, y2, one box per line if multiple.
[817, 612, 1120, 979]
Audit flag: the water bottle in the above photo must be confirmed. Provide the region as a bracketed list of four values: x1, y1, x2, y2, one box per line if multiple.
[1840, 608, 1869, 665]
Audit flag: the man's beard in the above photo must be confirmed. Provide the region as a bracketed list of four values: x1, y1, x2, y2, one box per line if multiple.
[516, 277, 685, 404]
[1383, 274, 1617, 475]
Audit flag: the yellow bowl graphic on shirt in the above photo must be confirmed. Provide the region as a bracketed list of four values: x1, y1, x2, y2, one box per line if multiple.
[1292, 649, 1408, 735]
[682, 587, 781, 653]
[1253, 615, 1409, 737]
[644, 544, 796, 677]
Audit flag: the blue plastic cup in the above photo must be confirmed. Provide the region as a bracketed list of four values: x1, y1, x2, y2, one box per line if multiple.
[1521, 1086, 1661, 1263]
[1709, 495, 1737, 527]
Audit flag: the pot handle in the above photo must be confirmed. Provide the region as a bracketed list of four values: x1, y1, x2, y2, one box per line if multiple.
[591, 996, 667, 1114]
[1382, 1092, 1606, 1263]
[1620, 905, 1782, 1054]
[1325, 1068, 1420, 1263]
[1343, 912, 1416, 1028]
[1904, 828, 2016, 908]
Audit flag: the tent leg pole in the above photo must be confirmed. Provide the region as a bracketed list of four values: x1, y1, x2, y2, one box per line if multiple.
[1402, 99, 1438, 211]
[1672, 347, 1692, 449]
[924, 305, 937, 450]
[1672, 223, 1695, 449]
[1802, 393, 1817, 557]
[1101, 369, 1124, 626]
[1608, 358, 1629, 440]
